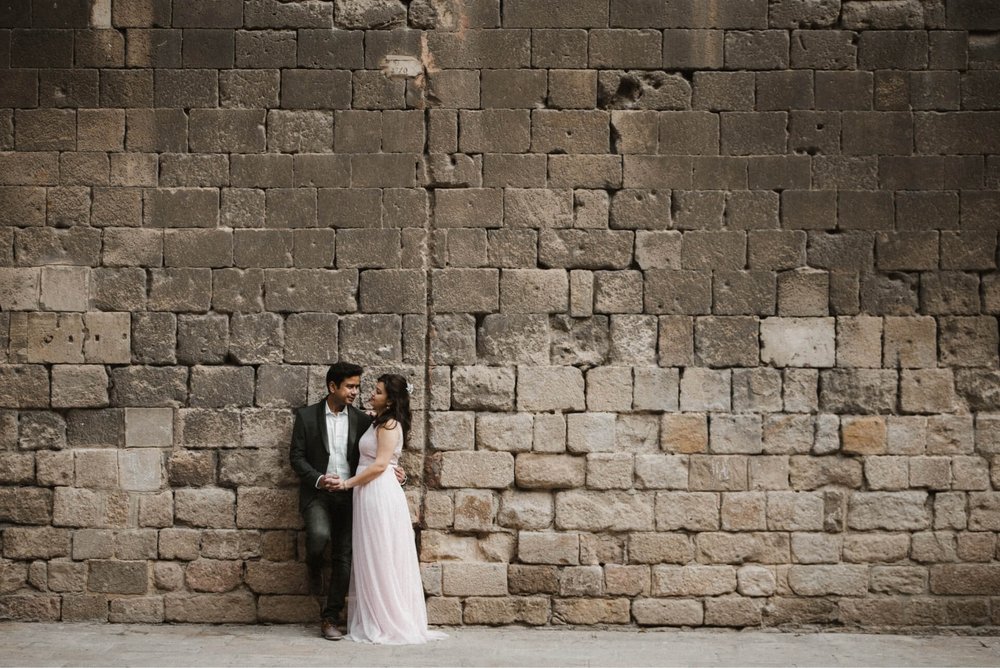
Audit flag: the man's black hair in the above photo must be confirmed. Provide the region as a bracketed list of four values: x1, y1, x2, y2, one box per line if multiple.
[326, 362, 363, 387]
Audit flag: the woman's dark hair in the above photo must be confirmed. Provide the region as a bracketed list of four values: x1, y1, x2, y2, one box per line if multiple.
[372, 373, 411, 439]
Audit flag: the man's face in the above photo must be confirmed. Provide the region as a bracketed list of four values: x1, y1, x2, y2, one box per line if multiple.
[328, 375, 361, 408]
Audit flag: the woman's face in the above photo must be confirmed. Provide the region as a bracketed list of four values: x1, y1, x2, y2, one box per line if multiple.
[370, 381, 389, 413]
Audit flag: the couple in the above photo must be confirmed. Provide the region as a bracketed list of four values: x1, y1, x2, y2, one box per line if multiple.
[289, 362, 445, 645]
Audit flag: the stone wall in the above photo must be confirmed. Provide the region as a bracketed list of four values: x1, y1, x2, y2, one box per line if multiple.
[1, 0, 999, 629]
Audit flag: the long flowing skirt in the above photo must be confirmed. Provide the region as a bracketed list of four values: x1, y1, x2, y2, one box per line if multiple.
[346, 466, 447, 645]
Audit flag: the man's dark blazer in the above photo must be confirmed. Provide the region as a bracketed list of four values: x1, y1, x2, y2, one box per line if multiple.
[289, 399, 374, 511]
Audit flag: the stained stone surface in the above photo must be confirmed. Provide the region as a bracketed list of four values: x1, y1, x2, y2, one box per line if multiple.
[0, 0, 999, 632]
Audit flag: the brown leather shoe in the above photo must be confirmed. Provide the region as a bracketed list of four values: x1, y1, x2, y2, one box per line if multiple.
[321, 618, 343, 641]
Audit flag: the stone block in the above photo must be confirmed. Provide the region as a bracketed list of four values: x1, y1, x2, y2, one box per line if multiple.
[476, 413, 533, 453]
[175, 488, 235, 529]
[555, 490, 653, 531]
[119, 449, 164, 492]
[49, 365, 107, 408]
[517, 366, 585, 412]
[164, 592, 256, 623]
[88, 560, 147, 594]
[848, 491, 930, 530]
[660, 414, 708, 454]
[553, 598, 631, 625]
[441, 563, 507, 597]
[680, 368, 731, 412]
[437, 451, 514, 489]
[644, 269, 712, 315]
[263, 269, 357, 313]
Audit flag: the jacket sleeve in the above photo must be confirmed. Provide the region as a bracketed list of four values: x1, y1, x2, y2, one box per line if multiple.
[289, 408, 322, 488]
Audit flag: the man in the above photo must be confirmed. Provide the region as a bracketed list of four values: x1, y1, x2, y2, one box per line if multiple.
[289, 361, 405, 640]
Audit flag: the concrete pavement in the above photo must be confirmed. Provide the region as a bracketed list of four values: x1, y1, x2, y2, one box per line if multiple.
[1, 623, 999, 667]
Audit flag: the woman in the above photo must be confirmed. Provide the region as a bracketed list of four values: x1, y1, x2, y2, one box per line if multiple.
[333, 374, 446, 645]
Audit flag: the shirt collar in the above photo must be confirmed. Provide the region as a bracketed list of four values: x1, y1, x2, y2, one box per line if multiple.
[325, 401, 348, 418]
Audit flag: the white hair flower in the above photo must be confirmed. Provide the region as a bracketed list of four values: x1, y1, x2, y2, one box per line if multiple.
[405, 382, 414, 395]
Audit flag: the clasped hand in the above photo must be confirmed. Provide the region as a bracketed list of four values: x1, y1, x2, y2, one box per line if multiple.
[320, 466, 406, 491]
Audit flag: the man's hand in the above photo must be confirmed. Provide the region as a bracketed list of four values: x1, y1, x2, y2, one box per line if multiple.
[319, 474, 341, 491]
[393, 466, 407, 486]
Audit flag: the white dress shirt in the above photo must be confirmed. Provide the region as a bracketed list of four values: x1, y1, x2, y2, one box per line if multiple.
[324, 403, 351, 484]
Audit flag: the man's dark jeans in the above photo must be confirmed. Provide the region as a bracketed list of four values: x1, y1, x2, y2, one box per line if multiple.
[303, 489, 352, 621]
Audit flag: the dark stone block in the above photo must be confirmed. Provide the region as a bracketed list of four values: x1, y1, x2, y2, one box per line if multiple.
[0, 0, 31, 27]
[39, 69, 98, 108]
[10, 28, 73, 67]
[75, 29, 126, 67]
[173, 0, 243, 28]
[154, 68, 218, 107]
[100, 69, 154, 107]
[280, 69, 351, 109]
[235, 29, 296, 68]
[31, 0, 89, 27]
[298, 28, 363, 68]
[0, 69, 37, 107]
[182, 28, 236, 68]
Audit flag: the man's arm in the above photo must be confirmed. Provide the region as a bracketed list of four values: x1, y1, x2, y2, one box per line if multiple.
[289, 409, 323, 489]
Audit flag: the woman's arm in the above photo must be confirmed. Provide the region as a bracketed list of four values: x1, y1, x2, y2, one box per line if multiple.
[340, 421, 399, 490]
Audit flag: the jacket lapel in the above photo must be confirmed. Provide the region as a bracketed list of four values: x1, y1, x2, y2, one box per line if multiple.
[315, 400, 328, 459]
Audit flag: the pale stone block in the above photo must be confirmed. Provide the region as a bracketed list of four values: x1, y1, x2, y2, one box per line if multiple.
[737, 564, 776, 596]
[500, 268, 568, 313]
[40, 266, 90, 311]
[661, 413, 707, 453]
[634, 454, 688, 489]
[843, 533, 909, 563]
[952, 455, 990, 491]
[438, 451, 514, 488]
[836, 315, 882, 368]
[679, 367, 730, 411]
[790, 532, 843, 564]
[969, 492, 1000, 531]
[125, 408, 173, 447]
[428, 411, 474, 451]
[441, 563, 507, 596]
[883, 315, 936, 368]
[787, 565, 868, 596]
[566, 412, 616, 453]
[569, 269, 593, 317]
[864, 456, 909, 491]
[615, 414, 659, 453]
[710, 414, 763, 454]
[654, 491, 719, 531]
[26, 313, 85, 363]
[532, 414, 566, 453]
[653, 565, 737, 596]
[847, 491, 930, 531]
[518, 532, 579, 565]
[632, 367, 679, 411]
[887, 415, 927, 455]
[585, 366, 632, 411]
[933, 491, 967, 530]
[632, 598, 703, 626]
[555, 490, 655, 531]
[610, 314, 658, 365]
[0, 268, 40, 310]
[762, 414, 814, 455]
[900, 369, 956, 414]
[515, 453, 586, 489]
[627, 532, 694, 564]
[118, 450, 164, 492]
[558, 565, 603, 596]
[721, 492, 767, 531]
[83, 312, 131, 363]
[498, 491, 553, 530]
[783, 368, 818, 412]
[174, 488, 236, 529]
[767, 491, 824, 531]
[732, 368, 782, 412]
[605, 564, 651, 596]
[812, 413, 840, 455]
[926, 415, 974, 455]
[760, 317, 836, 367]
[517, 365, 585, 412]
[51, 365, 109, 408]
[475, 412, 533, 452]
[451, 365, 516, 411]
[748, 455, 791, 490]
[586, 453, 634, 489]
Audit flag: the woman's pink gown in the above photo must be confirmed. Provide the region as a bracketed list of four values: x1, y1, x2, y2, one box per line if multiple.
[346, 425, 446, 645]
